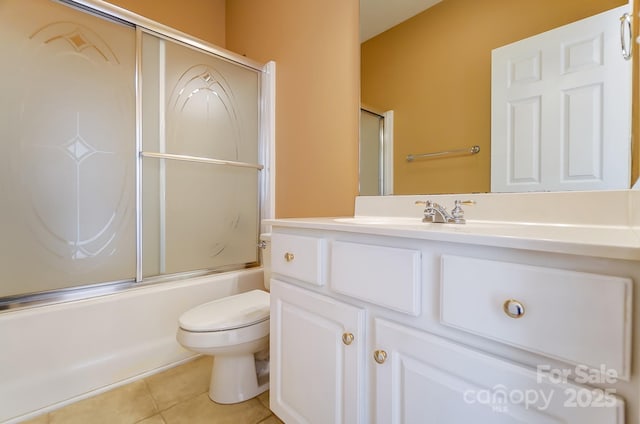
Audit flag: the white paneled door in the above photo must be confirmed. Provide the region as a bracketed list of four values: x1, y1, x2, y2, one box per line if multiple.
[491, 5, 631, 192]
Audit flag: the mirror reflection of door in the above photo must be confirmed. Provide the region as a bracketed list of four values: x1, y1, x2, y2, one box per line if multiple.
[359, 108, 394, 195]
[491, 4, 632, 192]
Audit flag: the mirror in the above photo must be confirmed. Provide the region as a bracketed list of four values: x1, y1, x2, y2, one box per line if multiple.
[360, 0, 634, 195]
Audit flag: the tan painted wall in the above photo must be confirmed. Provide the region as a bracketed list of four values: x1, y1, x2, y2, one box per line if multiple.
[361, 0, 628, 195]
[107, 0, 226, 46]
[226, 0, 360, 217]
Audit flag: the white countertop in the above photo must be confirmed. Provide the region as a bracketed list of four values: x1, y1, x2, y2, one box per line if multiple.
[264, 190, 640, 261]
[265, 217, 640, 260]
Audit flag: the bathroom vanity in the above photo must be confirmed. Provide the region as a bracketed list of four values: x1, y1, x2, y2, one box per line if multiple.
[265, 190, 640, 424]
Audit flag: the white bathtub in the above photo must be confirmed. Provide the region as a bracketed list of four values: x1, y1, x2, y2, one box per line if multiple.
[0, 268, 264, 423]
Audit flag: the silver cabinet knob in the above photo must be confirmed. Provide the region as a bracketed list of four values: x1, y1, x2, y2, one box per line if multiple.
[503, 299, 525, 319]
[373, 350, 387, 364]
[342, 332, 354, 345]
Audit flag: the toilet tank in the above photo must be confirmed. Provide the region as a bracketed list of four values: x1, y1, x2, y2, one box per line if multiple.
[259, 233, 271, 290]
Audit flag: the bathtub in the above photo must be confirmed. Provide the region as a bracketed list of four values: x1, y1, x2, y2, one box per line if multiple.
[0, 268, 264, 423]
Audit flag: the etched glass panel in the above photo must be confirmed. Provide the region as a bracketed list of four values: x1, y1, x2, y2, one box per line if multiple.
[142, 158, 259, 275]
[0, 0, 136, 297]
[141, 33, 261, 276]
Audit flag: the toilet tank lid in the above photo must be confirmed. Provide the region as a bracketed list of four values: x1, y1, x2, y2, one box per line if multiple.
[179, 290, 270, 332]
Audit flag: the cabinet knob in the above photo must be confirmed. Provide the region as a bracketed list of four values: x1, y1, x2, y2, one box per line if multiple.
[284, 252, 295, 262]
[503, 299, 525, 319]
[373, 349, 387, 364]
[342, 332, 354, 345]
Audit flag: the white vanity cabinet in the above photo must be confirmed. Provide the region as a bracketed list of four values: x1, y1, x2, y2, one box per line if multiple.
[268, 226, 631, 424]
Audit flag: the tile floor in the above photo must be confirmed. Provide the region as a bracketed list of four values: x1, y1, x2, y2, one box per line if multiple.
[21, 356, 283, 424]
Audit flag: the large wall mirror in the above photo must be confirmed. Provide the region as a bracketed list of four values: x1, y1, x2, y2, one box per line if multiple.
[360, 0, 635, 195]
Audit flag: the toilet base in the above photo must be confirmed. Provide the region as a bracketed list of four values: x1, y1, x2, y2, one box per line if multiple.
[208, 342, 270, 404]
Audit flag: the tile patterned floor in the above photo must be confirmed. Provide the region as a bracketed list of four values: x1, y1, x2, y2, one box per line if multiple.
[21, 356, 283, 424]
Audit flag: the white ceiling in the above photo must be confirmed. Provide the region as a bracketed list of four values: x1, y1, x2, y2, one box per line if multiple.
[360, 0, 442, 42]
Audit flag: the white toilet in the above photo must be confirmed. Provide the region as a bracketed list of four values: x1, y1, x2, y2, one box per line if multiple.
[176, 237, 272, 404]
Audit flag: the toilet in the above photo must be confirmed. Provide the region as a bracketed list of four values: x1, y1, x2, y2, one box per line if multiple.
[176, 236, 272, 404]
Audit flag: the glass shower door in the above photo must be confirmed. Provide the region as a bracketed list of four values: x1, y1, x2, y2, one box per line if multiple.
[0, 0, 136, 297]
[140, 32, 262, 277]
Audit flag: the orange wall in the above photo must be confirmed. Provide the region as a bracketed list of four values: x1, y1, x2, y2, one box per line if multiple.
[106, 0, 226, 47]
[226, 0, 360, 217]
[362, 0, 627, 195]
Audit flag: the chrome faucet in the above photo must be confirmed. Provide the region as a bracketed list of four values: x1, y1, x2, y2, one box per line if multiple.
[415, 199, 475, 224]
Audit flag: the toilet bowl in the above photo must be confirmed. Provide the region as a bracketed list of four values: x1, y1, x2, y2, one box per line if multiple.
[176, 235, 272, 404]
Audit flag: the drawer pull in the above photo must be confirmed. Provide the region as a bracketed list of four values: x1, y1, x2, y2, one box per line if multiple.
[503, 299, 526, 319]
[342, 332, 354, 345]
[284, 252, 295, 262]
[373, 350, 388, 364]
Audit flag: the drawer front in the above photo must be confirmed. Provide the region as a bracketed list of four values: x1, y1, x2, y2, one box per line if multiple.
[440, 255, 632, 379]
[271, 233, 326, 286]
[331, 241, 421, 315]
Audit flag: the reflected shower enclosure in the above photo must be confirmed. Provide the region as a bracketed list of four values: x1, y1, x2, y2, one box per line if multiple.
[359, 108, 393, 195]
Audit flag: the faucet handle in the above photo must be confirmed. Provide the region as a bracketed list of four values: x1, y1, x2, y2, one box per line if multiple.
[415, 200, 438, 210]
[451, 199, 475, 223]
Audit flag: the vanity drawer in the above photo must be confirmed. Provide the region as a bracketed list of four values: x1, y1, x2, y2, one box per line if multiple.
[331, 240, 421, 315]
[440, 255, 632, 379]
[271, 233, 326, 286]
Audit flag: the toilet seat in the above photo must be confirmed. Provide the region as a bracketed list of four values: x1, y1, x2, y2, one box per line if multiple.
[177, 318, 269, 351]
[179, 289, 270, 332]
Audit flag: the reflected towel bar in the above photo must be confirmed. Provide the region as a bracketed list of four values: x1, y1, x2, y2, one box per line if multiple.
[141, 151, 264, 170]
[406, 145, 480, 162]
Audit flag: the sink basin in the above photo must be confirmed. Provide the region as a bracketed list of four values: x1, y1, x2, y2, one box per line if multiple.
[333, 217, 422, 225]
[334, 217, 510, 228]
[448, 220, 517, 230]
[333, 217, 530, 236]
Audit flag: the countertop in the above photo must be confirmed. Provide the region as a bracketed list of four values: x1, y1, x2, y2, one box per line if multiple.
[264, 217, 640, 261]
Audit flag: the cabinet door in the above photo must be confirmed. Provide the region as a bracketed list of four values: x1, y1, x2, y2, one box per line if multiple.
[270, 279, 366, 424]
[373, 319, 624, 424]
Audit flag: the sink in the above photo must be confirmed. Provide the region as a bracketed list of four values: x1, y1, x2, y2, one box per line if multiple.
[333, 217, 509, 228]
[333, 217, 540, 238]
[333, 217, 422, 225]
[448, 220, 517, 230]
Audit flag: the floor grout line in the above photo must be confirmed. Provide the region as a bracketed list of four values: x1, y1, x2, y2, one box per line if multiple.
[141, 378, 161, 418]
